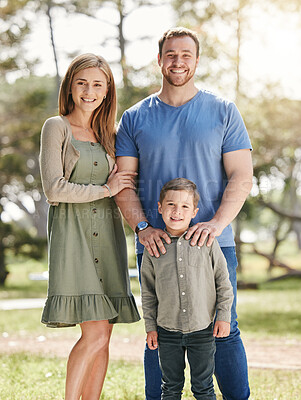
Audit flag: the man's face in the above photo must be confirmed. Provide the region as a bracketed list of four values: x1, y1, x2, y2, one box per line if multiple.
[158, 36, 199, 87]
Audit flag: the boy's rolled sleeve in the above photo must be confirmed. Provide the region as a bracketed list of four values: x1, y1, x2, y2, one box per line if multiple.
[211, 241, 234, 323]
[141, 250, 158, 333]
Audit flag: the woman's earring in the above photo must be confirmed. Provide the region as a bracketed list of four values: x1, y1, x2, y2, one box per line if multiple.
[103, 95, 106, 99]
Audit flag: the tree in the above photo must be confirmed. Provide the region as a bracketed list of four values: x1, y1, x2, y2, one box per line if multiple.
[0, 0, 34, 78]
[173, 0, 301, 276]
[0, 76, 57, 284]
[72, 0, 165, 90]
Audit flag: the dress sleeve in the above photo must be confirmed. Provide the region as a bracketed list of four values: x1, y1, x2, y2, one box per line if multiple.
[210, 240, 234, 322]
[141, 250, 158, 332]
[39, 118, 107, 204]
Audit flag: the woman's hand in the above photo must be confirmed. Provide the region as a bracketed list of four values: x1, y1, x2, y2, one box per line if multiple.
[105, 164, 137, 196]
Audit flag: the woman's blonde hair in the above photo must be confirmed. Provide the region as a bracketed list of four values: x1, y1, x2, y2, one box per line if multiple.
[59, 53, 117, 158]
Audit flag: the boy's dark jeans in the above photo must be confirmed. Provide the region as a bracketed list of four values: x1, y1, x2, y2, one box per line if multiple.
[157, 325, 216, 400]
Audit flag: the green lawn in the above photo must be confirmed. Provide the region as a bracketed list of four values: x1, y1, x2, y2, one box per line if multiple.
[0, 354, 300, 400]
[1, 246, 301, 399]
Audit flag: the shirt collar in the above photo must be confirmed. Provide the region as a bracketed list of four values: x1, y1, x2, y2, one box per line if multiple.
[164, 228, 187, 241]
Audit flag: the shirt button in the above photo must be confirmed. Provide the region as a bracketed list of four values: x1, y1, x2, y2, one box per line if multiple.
[182, 292, 185, 296]
[179, 257, 182, 261]
[93, 232, 98, 237]
[180, 274, 184, 278]
[178, 242, 182, 245]
[94, 161, 98, 166]
[183, 309, 186, 313]
[95, 258, 99, 263]
[92, 208, 97, 213]
[197, 246, 201, 249]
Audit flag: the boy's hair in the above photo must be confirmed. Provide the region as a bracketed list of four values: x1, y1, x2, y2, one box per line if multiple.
[159, 178, 200, 208]
[158, 27, 200, 58]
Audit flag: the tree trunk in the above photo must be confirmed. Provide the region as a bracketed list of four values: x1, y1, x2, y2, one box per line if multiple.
[117, 0, 129, 89]
[235, 217, 242, 273]
[46, 1, 60, 94]
[0, 239, 9, 286]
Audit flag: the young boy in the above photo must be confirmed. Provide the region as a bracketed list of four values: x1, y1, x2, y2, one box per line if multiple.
[141, 178, 234, 400]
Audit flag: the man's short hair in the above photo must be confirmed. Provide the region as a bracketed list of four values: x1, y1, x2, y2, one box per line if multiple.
[158, 27, 200, 58]
[159, 178, 200, 208]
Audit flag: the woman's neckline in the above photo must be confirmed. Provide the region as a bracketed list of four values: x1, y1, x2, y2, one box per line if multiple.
[63, 116, 99, 143]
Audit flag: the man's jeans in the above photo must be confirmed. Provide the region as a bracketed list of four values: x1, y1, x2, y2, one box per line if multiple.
[137, 246, 250, 400]
[158, 325, 216, 400]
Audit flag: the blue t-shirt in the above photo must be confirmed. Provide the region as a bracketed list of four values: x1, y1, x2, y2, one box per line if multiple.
[116, 90, 252, 254]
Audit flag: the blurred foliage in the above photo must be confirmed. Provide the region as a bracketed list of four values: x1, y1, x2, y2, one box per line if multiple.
[0, 0, 35, 76]
[173, 0, 301, 272]
[0, 76, 57, 284]
[0, 0, 301, 285]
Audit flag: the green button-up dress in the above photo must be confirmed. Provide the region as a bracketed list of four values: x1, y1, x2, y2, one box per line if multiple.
[41, 137, 140, 328]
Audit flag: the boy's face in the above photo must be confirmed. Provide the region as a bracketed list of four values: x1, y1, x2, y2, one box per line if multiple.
[158, 190, 199, 237]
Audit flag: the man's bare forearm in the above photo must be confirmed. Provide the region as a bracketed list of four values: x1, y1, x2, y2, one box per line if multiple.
[115, 188, 147, 231]
[211, 170, 253, 231]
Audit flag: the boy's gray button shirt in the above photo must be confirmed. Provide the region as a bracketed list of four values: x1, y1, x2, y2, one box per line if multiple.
[141, 232, 234, 334]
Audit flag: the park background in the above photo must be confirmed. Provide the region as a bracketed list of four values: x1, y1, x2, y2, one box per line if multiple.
[0, 0, 301, 399]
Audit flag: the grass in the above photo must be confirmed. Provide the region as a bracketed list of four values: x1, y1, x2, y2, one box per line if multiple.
[237, 281, 301, 340]
[0, 258, 48, 300]
[1, 354, 301, 400]
[1, 243, 301, 399]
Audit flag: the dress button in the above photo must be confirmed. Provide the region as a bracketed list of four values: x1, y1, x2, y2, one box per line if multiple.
[92, 208, 97, 213]
[180, 274, 184, 278]
[95, 258, 99, 263]
[179, 257, 182, 261]
[178, 242, 182, 245]
[94, 161, 98, 166]
[183, 309, 186, 313]
[93, 232, 98, 237]
[182, 292, 185, 296]
[197, 246, 201, 249]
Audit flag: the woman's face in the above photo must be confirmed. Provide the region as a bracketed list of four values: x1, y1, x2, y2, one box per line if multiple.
[71, 67, 108, 114]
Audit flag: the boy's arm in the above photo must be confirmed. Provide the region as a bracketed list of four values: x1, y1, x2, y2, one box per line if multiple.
[211, 240, 234, 324]
[141, 251, 159, 333]
[213, 321, 230, 338]
[147, 331, 158, 350]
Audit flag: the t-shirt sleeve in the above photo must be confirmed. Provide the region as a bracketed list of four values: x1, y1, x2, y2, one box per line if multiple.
[222, 102, 252, 154]
[115, 111, 139, 158]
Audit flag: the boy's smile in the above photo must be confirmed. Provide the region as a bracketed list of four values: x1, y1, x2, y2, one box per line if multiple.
[158, 190, 199, 237]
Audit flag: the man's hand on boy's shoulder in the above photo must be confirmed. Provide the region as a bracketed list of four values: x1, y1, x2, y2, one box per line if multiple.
[147, 331, 158, 350]
[138, 227, 171, 258]
[213, 321, 230, 338]
[185, 220, 224, 247]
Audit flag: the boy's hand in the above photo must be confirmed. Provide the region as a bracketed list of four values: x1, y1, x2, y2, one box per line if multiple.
[147, 331, 158, 350]
[213, 321, 230, 338]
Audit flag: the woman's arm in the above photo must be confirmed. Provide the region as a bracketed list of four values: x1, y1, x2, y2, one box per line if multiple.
[39, 118, 108, 204]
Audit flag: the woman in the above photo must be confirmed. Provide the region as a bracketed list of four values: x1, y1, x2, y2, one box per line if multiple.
[39, 54, 140, 400]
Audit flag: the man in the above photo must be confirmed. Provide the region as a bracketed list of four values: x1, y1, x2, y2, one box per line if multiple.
[115, 27, 253, 400]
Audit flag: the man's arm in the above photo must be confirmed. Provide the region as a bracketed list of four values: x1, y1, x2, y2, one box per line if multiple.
[186, 149, 253, 246]
[115, 156, 170, 257]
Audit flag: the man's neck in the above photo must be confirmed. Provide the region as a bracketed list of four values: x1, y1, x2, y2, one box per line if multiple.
[157, 81, 199, 107]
